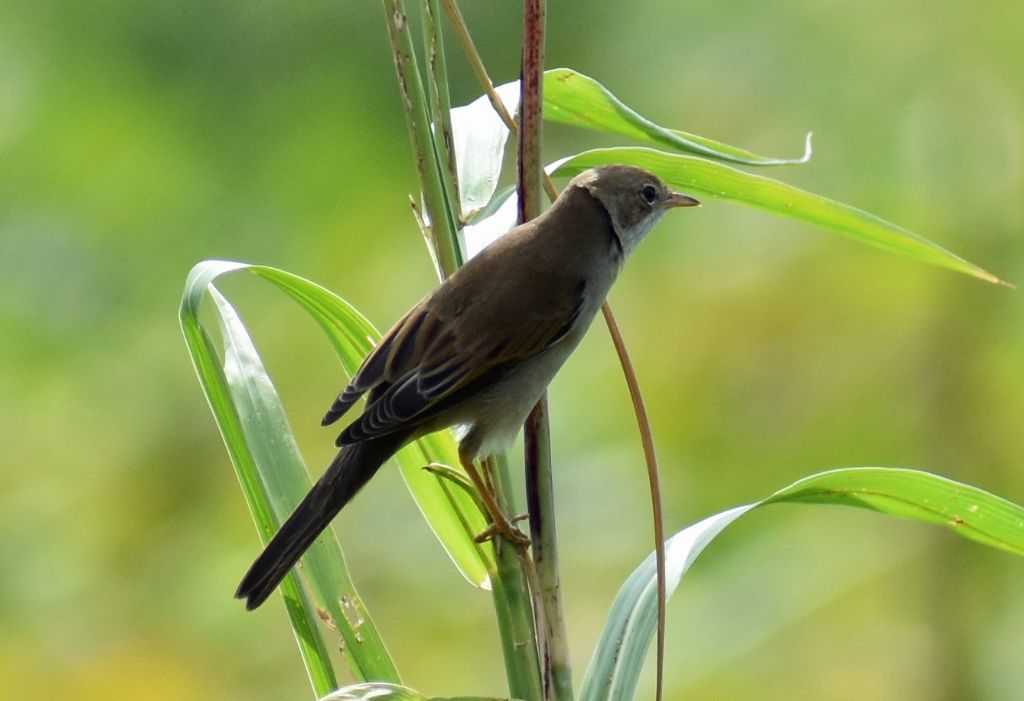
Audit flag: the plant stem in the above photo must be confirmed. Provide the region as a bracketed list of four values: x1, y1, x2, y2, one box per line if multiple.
[382, 0, 462, 278]
[386, 5, 542, 698]
[486, 454, 545, 701]
[517, 3, 567, 701]
[438, 0, 556, 202]
[422, 0, 462, 224]
[600, 303, 667, 701]
[442, 6, 667, 698]
[525, 400, 573, 701]
[517, 0, 545, 224]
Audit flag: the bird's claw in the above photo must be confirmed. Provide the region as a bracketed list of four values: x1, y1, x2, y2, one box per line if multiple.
[474, 518, 531, 547]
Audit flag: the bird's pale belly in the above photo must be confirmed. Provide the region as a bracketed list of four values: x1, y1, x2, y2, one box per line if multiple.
[443, 318, 595, 460]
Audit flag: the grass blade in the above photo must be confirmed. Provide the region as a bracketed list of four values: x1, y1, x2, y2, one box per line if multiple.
[187, 262, 490, 587]
[552, 147, 1008, 285]
[544, 68, 811, 166]
[580, 467, 1024, 701]
[578, 506, 752, 701]
[180, 261, 396, 687]
[764, 467, 1024, 555]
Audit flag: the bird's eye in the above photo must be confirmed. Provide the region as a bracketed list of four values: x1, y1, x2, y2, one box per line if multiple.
[640, 184, 658, 205]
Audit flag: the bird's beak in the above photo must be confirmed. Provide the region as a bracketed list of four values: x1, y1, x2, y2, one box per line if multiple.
[666, 192, 701, 208]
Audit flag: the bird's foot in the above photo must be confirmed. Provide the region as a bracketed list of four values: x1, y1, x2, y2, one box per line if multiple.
[474, 513, 530, 547]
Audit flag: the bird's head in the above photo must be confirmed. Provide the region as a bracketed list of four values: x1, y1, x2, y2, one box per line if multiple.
[571, 165, 699, 257]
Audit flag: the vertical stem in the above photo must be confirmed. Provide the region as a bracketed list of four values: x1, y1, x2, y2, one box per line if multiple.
[422, 0, 462, 219]
[382, 0, 462, 278]
[416, 9, 669, 698]
[518, 4, 571, 701]
[486, 454, 545, 701]
[386, 5, 541, 699]
[524, 400, 573, 701]
[517, 0, 545, 224]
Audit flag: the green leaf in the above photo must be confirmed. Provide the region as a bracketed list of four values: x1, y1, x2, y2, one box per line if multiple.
[580, 467, 1024, 701]
[184, 262, 491, 589]
[180, 261, 498, 688]
[551, 147, 1008, 286]
[544, 68, 811, 166]
[320, 682, 504, 701]
[454, 65, 809, 258]
[764, 467, 1024, 555]
[180, 261, 395, 688]
[579, 505, 750, 701]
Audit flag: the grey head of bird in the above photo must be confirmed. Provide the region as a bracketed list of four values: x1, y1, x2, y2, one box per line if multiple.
[570, 165, 700, 257]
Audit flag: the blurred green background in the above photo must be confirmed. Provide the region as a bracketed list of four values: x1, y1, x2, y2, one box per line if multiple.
[2, 0, 1022, 699]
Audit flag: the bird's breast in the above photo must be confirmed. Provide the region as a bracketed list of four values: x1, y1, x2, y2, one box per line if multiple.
[445, 293, 605, 461]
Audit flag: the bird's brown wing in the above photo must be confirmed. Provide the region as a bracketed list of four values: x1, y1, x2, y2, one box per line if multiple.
[320, 302, 431, 427]
[322, 283, 586, 446]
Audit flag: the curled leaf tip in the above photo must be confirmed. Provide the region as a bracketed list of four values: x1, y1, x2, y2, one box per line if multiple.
[799, 132, 814, 164]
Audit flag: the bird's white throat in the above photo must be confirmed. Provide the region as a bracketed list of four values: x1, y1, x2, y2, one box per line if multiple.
[614, 211, 664, 258]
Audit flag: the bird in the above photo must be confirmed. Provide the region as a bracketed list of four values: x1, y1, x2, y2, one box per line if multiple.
[235, 164, 699, 610]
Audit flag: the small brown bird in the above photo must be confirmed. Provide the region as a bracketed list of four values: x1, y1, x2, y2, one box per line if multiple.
[235, 165, 699, 609]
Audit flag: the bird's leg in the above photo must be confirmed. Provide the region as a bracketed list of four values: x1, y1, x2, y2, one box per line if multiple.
[459, 452, 530, 547]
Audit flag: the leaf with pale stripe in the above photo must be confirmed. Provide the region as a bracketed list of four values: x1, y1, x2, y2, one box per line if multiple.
[580, 467, 1024, 701]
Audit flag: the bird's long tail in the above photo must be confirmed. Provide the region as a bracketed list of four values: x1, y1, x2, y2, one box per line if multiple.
[235, 431, 409, 610]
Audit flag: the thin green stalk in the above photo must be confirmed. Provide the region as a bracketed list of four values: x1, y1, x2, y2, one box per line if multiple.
[486, 454, 545, 701]
[437, 0, 556, 202]
[422, 0, 462, 226]
[441, 6, 667, 699]
[524, 400, 572, 701]
[382, 0, 462, 277]
[388, 5, 543, 698]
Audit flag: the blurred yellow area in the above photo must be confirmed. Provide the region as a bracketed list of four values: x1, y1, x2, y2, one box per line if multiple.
[1, 0, 1022, 699]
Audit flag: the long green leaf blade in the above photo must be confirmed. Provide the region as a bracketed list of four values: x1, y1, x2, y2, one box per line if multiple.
[578, 506, 753, 701]
[764, 467, 1024, 555]
[552, 147, 1007, 285]
[180, 257, 368, 687]
[214, 286, 397, 683]
[185, 262, 489, 587]
[181, 299, 337, 693]
[581, 467, 1024, 701]
[544, 68, 811, 166]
